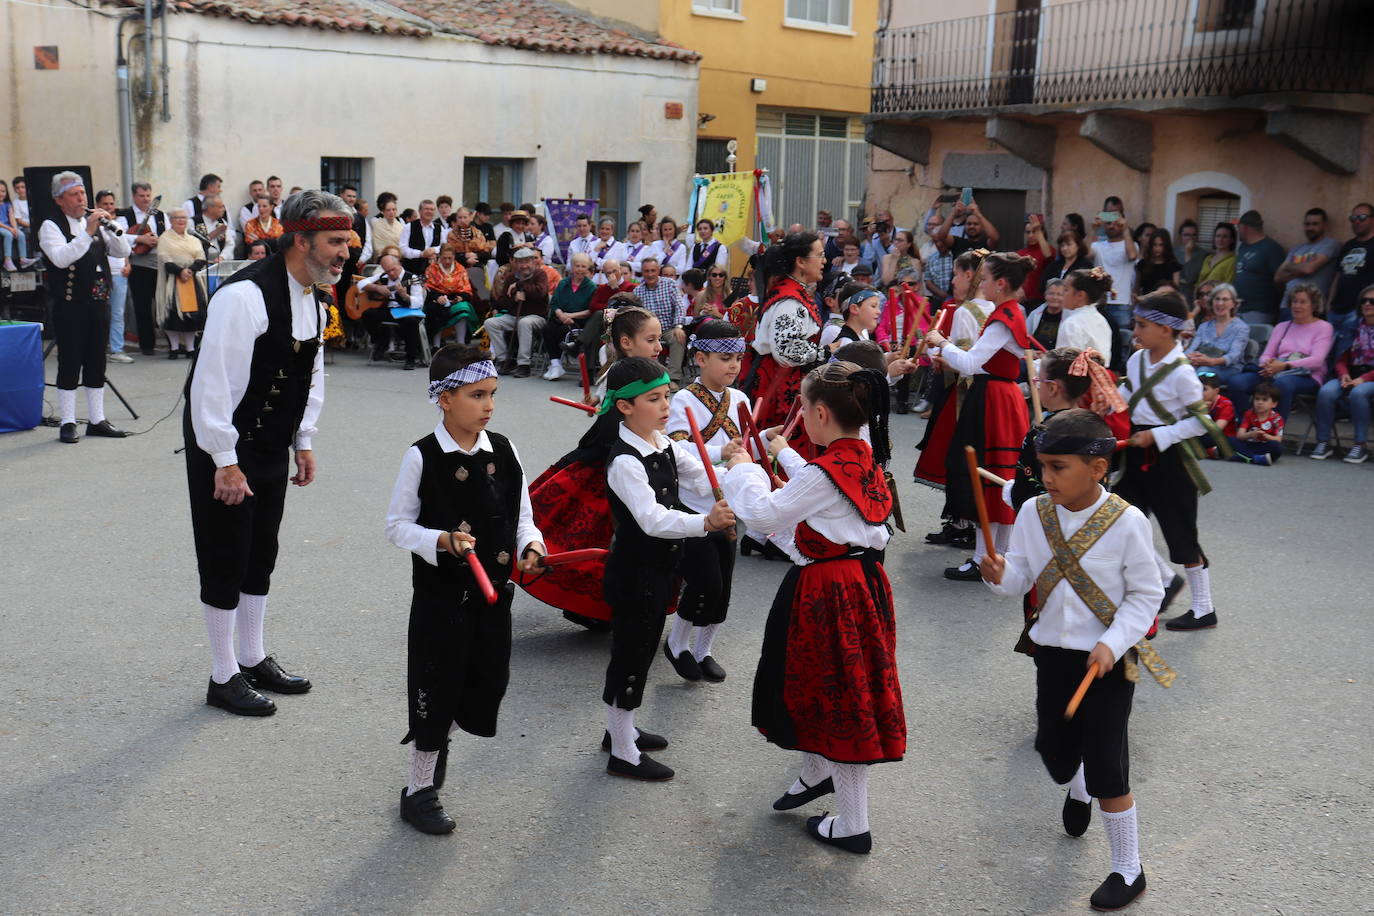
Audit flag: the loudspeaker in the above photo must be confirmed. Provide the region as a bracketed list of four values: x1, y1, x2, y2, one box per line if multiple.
[23, 165, 94, 234]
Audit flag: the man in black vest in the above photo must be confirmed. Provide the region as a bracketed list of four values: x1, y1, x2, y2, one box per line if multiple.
[186, 189, 352, 716]
[400, 198, 443, 276]
[38, 171, 133, 443]
[182, 173, 222, 223]
[117, 181, 166, 355]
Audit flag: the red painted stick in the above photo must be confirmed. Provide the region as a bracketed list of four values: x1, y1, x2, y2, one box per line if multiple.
[549, 395, 596, 414]
[578, 353, 591, 400]
[536, 548, 608, 568]
[780, 398, 804, 440]
[685, 409, 724, 499]
[738, 404, 784, 489]
[449, 531, 500, 605]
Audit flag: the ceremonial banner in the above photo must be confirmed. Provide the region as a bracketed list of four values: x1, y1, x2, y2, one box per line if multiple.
[694, 171, 756, 247]
[545, 198, 598, 266]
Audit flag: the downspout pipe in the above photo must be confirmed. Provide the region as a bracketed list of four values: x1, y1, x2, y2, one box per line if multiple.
[115, 11, 143, 200]
[142, 0, 154, 98]
[159, 0, 170, 121]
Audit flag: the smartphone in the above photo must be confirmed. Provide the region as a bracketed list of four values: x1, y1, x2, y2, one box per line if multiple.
[1098, 210, 1120, 224]
[936, 192, 959, 205]
[960, 188, 973, 206]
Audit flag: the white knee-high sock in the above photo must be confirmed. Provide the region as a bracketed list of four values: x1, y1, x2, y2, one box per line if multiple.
[236, 593, 268, 667]
[993, 521, 1011, 556]
[605, 703, 640, 765]
[1100, 804, 1142, 882]
[1067, 762, 1090, 802]
[202, 603, 239, 684]
[58, 388, 77, 425]
[787, 752, 832, 796]
[973, 527, 987, 564]
[692, 623, 720, 662]
[1185, 564, 1213, 616]
[1154, 550, 1174, 588]
[85, 386, 106, 424]
[666, 615, 693, 657]
[407, 747, 439, 795]
[821, 762, 870, 837]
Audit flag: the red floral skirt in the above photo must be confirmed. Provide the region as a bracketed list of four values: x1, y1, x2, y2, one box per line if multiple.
[752, 557, 906, 765]
[520, 460, 615, 621]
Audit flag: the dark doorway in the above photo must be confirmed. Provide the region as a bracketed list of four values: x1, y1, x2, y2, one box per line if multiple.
[1007, 0, 1042, 105]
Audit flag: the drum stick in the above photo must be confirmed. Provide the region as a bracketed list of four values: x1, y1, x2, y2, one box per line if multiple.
[963, 445, 995, 557]
[1064, 663, 1100, 720]
[977, 467, 1009, 488]
[536, 548, 608, 568]
[686, 409, 737, 541]
[1025, 349, 1043, 424]
[449, 530, 499, 605]
[549, 395, 596, 414]
[578, 353, 591, 400]
[738, 404, 784, 489]
[780, 399, 803, 440]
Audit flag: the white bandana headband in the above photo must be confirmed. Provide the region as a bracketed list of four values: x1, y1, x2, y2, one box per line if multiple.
[688, 335, 746, 354]
[54, 178, 83, 197]
[427, 360, 498, 403]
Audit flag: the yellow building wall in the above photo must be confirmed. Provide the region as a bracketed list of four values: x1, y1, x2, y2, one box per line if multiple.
[658, 0, 879, 171]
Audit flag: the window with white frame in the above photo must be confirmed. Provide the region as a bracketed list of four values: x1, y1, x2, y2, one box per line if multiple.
[755, 108, 866, 229]
[785, 0, 850, 29]
[693, 0, 741, 13]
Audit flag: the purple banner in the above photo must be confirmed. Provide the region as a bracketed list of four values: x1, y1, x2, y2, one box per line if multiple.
[544, 198, 597, 266]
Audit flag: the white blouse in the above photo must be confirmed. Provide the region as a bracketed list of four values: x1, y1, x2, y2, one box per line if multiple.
[1057, 304, 1114, 357]
[753, 297, 825, 368]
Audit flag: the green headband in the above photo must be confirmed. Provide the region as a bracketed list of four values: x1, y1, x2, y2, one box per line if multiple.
[597, 372, 672, 415]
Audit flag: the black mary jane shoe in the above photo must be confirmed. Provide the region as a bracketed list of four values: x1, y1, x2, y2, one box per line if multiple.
[600, 728, 669, 753]
[58, 422, 80, 444]
[400, 786, 456, 835]
[1062, 791, 1092, 837]
[86, 420, 129, 438]
[663, 640, 702, 681]
[1089, 869, 1146, 911]
[1164, 610, 1217, 631]
[239, 655, 312, 694]
[772, 776, 834, 811]
[943, 559, 983, 581]
[740, 534, 787, 560]
[606, 753, 674, 781]
[205, 673, 276, 717]
[698, 655, 726, 682]
[805, 813, 872, 855]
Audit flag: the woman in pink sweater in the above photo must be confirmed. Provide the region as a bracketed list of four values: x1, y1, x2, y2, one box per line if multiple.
[1227, 283, 1333, 416]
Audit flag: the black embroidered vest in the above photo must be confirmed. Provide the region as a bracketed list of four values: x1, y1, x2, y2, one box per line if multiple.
[44, 218, 109, 304]
[605, 437, 687, 569]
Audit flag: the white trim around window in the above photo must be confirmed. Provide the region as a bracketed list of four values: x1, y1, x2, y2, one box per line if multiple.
[693, 0, 744, 20]
[784, 0, 851, 30]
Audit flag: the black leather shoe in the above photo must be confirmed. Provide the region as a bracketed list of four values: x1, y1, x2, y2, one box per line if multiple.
[206, 673, 276, 716]
[1062, 791, 1092, 837]
[606, 752, 674, 781]
[168, 348, 179, 360]
[511, 365, 531, 378]
[86, 420, 128, 438]
[950, 530, 975, 550]
[943, 559, 982, 581]
[371, 346, 387, 362]
[1089, 869, 1146, 911]
[59, 422, 80, 444]
[1164, 610, 1217, 631]
[895, 401, 910, 415]
[600, 728, 669, 752]
[698, 655, 726, 682]
[433, 739, 450, 791]
[805, 813, 872, 854]
[663, 640, 702, 681]
[240, 655, 312, 694]
[772, 776, 834, 810]
[400, 786, 456, 835]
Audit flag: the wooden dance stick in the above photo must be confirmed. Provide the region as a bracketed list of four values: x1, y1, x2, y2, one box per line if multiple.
[449, 531, 500, 605]
[686, 409, 738, 541]
[536, 548, 608, 568]
[578, 353, 591, 400]
[977, 467, 1009, 488]
[549, 395, 597, 415]
[1025, 349, 1044, 424]
[900, 311, 923, 359]
[1064, 663, 1100, 721]
[738, 404, 784, 489]
[780, 399, 804, 440]
[963, 445, 995, 558]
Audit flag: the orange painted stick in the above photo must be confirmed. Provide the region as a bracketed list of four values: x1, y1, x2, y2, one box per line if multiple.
[549, 395, 596, 414]
[1064, 663, 1100, 720]
[964, 445, 994, 556]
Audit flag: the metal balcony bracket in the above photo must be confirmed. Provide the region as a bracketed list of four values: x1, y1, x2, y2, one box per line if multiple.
[1265, 108, 1361, 176]
[865, 122, 932, 164]
[985, 116, 1056, 170]
[1080, 112, 1153, 172]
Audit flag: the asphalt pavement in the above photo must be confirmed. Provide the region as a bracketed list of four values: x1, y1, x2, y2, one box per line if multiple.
[1, 348, 1369, 915]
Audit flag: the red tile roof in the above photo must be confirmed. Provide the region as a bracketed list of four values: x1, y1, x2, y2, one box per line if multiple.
[124, 0, 698, 61]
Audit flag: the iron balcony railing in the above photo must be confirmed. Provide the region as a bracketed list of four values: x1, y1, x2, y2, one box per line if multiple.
[872, 0, 1373, 115]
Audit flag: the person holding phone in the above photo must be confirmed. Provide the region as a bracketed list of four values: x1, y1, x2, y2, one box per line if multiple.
[1089, 204, 1138, 329]
[932, 192, 1000, 257]
[1016, 213, 1054, 306]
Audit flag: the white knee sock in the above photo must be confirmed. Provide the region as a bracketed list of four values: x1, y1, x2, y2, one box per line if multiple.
[85, 386, 106, 425]
[973, 527, 986, 564]
[202, 603, 239, 684]
[605, 703, 640, 765]
[1099, 804, 1142, 882]
[1154, 550, 1174, 589]
[993, 521, 1011, 556]
[58, 388, 77, 425]
[1067, 762, 1090, 803]
[1184, 564, 1213, 616]
[692, 623, 720, 662]
[236, 593, 268, 667]
[666, 615, 693, 657]
[407, 747, 439, 795]
[787, 752, 832, 796]
[821, 762, 870, 837]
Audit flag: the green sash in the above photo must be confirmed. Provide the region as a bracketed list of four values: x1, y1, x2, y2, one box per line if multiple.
[1033, 494, 1176, 688]
[1121, 357, 1232, 494]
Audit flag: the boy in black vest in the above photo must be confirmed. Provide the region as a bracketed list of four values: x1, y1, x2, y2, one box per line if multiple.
[384, 343, 545, 834]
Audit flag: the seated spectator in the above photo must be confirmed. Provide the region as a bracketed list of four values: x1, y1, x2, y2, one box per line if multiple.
[835, 239, 865, 276]
[372, 193, 403, 260]
[1234, 210, 1286, 325]
[1197, 222, 1237, 288]
[1174, 219, 1209, 303]
[923, 231, 954, 304]
[1014, 215, 1053, 305]
[1329, 203, 1374, 352]
[0, 179, 36, 270]
[619, 220, 653, 278]
[679, 267, 707, 327]
[1186, 280, 1217, 329]
[1185, 283, 1250, 387]
[1310, 285, 1374, 463]
[357, 253, 425, 369]
[1227, 381, 1285, 465]
[1199, 372, 1237, 440]
[11, 175, 32, 248]
[634, 256, 687, 382]
[880, 229, 920, 289]
[484, 247, 549, 377]
[1275, 208, 1340, 320]
[1227, 282, 1333, 416]
[531, 213, 558, 265]
[1051, 228, 1091, 281]
[494, 209, 535, 266]
[580, 261, 636, 374]
[652, 217, 690, 273]
[242, 195, 283, 249]
[542, 252, 595, 379]
[246, 238, 271, 261]
[1134, 228, 1182, 301]
[423, 244, 477, 347]
[695, 264, 730, 318]
[1027, 278, 1066, 352]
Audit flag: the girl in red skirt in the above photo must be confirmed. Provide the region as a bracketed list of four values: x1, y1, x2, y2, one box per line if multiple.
[723, 361, 905, 855]
[924, 251, 1037, 581]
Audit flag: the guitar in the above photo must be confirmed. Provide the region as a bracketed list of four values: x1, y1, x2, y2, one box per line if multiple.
[129, 195, 164, 256]
[345, 272, 419, 321]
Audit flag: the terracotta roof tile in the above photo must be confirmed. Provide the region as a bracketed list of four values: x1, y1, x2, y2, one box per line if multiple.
[117, 0, 699, 61]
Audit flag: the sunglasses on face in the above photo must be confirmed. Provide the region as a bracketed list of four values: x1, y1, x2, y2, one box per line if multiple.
[709, 272, 725, 277]
[1360, 297, 1374, 305]
[1352, 214, 1371, 222]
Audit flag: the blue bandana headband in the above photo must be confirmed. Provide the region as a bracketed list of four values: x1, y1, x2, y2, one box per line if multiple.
[1036, 430, 1118, 456]
[844, 289, 883, 308]
[1134, 306, 1186, 330]
[427, 360, 497, 403]
[688, 335, 746, 354]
